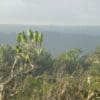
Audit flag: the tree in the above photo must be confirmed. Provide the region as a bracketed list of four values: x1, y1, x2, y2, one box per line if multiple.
[0, 29, 43, 100]
[53, 48, 82, 74]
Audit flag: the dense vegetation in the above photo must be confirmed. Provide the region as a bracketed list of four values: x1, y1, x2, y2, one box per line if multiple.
[0, 30, 100, 100]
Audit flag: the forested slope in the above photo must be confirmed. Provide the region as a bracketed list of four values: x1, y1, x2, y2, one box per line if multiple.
[0, 29, 100, 100]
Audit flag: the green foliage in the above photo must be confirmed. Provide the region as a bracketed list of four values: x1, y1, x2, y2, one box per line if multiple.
[0, 30, 100, 100]
[53, 48, 82, 74]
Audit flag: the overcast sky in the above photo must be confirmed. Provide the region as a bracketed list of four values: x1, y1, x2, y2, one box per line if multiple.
[0, 0, 100, 25]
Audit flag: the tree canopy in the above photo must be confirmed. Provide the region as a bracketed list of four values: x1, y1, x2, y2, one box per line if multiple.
[0, 29, 100, 100]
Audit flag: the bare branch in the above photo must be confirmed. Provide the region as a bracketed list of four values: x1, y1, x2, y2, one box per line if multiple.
[87, 92, 95, 100]
[3, 64, 35, 86]
[0, 76, 3, 82]
[10, 56, 20, 77]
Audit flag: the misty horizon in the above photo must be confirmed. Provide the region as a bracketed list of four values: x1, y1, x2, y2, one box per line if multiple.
[0, 0, 100, 25]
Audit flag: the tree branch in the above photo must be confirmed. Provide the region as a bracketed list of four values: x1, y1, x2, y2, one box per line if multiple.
[10, 56, 20, 77]
[87, 92, 95, 100]
[3, 64, 35, 86]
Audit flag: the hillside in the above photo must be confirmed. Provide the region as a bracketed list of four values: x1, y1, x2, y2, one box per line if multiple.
[0, 25, 100, 56]
[0, 30, 100, 100]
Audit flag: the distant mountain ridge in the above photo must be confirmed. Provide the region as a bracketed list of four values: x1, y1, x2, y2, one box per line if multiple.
[0, 24, 100, 56]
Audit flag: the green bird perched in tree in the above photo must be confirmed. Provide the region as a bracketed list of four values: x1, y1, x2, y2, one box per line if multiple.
[38, 32, 43, 47]
[33, 31, 39, 48]
[16, 32, 22, 45]
[28, 29, 33, 41]
[20, 32, 27, 44]
[37, 32, 43, 55]
[17, 32, 27, 44]
[16, 32, 29, 62]
[15, 45, 22, 53]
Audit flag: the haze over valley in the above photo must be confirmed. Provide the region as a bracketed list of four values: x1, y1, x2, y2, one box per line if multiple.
[0, 25, 100, 56]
